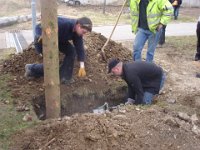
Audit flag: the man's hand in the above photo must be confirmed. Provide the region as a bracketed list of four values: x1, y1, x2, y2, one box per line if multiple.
[78, 62, 86, 77]
[78, 68, 86, 77]
[156, 23, 163, 31]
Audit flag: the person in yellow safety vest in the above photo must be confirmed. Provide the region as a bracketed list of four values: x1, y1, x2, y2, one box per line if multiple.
[130, 0, 173, 62]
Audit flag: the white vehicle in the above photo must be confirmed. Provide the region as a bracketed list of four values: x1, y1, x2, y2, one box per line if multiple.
[63, 0, 82, 5]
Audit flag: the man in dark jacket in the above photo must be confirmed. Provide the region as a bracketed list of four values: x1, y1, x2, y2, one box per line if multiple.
[25, 16, 92, 84]
[170, 0, 182, 20]
[108, 58, 165, 104]
[194, 16, 200, 61]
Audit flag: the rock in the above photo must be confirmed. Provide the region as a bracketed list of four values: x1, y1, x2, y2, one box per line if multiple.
[164, 117, 180, 128]
[63, 116, 71, 120]
[16, 105, 30, 112]
[166, 98, 176, 104]
[135, 107, 140, 111]
[177, 112, 190, 122]
[191, 114, 199, 124]
[113, 114, 127, 120]
[3, 100, 10, 104]
[195, 98, 200, 107]
[192, 125, 200, 135]
[23, 113, 32, 122]
[57, 118, 62, 121]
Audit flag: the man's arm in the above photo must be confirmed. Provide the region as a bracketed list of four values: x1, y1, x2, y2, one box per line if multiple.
[159, 0, 173, 26]
[73, 36, 86, 77]
[129, 76, 144, 104]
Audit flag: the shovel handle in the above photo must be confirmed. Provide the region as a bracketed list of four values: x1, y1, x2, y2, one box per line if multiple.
[101, 0, 127, 57]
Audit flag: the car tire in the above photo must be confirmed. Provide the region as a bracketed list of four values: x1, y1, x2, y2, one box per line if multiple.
[67, 0, 74, 6]
[75, 1, 81, 5]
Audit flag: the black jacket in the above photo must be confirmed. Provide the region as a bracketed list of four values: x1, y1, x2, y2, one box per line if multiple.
[197, 17, 200, 53]
[170, 0, 182, 7]
[35, 17, 85, 61]
[121, 61, 163, 104]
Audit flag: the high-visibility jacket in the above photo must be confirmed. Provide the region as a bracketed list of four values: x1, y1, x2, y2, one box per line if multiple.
[130, 0, 173, 33]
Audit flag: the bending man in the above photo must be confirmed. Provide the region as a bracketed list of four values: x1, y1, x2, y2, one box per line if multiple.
[108, 58, 165, 104]
[25, 16, 92, 84]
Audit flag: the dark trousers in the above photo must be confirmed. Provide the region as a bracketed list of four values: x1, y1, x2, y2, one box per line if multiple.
[197, 21, 200, 54]
[32, 25, 76, 80]
[159, 25, 166, 45]
[195, 21, 200, 60]
[59, 42, 76, 80]
[126, 71, 165, 105]
[173, 6, 180, 20]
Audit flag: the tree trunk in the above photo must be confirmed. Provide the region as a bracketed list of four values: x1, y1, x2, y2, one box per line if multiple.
[41, 0, 60, 119]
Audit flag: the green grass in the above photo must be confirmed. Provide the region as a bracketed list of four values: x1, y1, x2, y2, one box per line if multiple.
[0, 106, 38, 149]
[0, 0, 31, 17]
[0, 49, 38, 149]
[80, 11, 131, 26]
[0, 75, 12, 103]
[0, 74, 37, 149]
[171, 16, 197, 23]
[166, 36, 196, 54]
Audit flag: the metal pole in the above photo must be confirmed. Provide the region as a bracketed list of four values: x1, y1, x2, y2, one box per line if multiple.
[103, 0, 106, 14]
[31, 0, 37, 39]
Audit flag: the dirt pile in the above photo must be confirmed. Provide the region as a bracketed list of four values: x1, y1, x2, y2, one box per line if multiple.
[3, 32, 131, 77]
[2, 32, 131, 118]
[2, 30, 200, 150]
[10, 106, 200, 150]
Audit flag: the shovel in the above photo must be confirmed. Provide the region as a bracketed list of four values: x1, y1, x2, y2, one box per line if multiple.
[100, 0, 127, 61]
[93, 102, 119, 114]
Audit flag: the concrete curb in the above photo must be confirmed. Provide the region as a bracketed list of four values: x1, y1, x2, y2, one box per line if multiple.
[0, 14, 40, 28]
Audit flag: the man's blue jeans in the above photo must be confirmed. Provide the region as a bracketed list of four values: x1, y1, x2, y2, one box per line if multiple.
[133, 28, 163, 62]
[173, 6, 180, 20]
[143, 72, 166, 104]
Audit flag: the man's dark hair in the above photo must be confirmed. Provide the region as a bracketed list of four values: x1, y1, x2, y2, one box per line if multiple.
[108, 58, 120, 73]
[77, 17, 93, 32]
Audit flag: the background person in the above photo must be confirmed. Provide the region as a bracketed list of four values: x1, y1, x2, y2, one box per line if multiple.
[108, 58, 165, 105]
[158, 25, 167, 47]
[25, 16, 92, 84]
[170, 0, 182, 20]
[129, 0, 173, 62]
[194, 16, 200, 61]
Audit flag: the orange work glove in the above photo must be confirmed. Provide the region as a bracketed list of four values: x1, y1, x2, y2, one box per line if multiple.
[78, 68, 86, 77]
[78, 62, 86, 77]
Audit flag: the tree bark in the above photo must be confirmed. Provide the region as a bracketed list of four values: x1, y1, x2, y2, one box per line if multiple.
[41, 0, 60, 119]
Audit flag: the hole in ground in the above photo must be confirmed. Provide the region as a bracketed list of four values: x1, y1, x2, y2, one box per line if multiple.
[32, 86, 127, 120]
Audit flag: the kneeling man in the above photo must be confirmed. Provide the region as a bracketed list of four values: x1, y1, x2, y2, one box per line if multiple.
[108, 59, 165, 105]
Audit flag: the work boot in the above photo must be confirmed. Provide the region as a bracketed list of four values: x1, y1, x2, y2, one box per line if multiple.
[157, 44, 163, 48]
[60, 78, 75, 85]
[125, 98, 135, 105]
[24, 64, 34, 79]
[195, 53, 200, 61]
[196, 73, 200, 78]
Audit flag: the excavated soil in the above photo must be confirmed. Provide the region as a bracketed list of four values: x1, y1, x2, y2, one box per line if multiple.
[2, 32, 131, 119]
[1, 7, 200, 148]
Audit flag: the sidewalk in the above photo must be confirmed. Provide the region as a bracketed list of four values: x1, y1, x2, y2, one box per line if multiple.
[0, 22, 197, 50]
[93, 22, 197, 41]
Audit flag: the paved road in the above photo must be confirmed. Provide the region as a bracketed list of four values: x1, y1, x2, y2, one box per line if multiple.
[0, 22, 197, 51]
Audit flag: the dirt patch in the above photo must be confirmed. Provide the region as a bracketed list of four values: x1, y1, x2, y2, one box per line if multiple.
[180, 7, 200, 19]
[3, 33, 200, 149]
[1, 6, 200, 150]
[10, 106, 200, 150]
[2, 31, 131, 120]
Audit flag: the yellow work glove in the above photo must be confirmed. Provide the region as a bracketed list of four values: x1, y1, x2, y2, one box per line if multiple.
[78, 68, 86, 77]
[78, 62, 86, 77]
